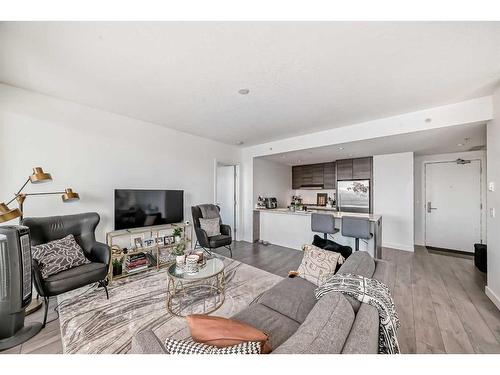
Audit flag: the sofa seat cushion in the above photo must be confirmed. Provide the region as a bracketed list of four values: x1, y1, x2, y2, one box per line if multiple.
[341, 303, 379, 354]
[336, 251, 376, 312]
[258, 277, 317, 323]
[273, 291, 355, 354]
[41, 262, 108, 295]
[208, 234, 231, 248]
[231, 303, 300, 350]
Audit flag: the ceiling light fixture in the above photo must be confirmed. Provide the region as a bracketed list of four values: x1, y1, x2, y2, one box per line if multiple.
[238, 89, 250, 95]
[457, 143, 464, 146]
[236, 141, 244, 145]
[339, 147, 344, 150]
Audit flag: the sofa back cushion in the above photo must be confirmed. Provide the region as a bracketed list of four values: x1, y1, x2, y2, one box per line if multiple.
[272, 291, 354, 354]
[258, 277, 317, 323]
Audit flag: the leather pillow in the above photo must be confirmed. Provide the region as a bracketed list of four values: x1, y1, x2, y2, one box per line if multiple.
[186, 314, 272, 353]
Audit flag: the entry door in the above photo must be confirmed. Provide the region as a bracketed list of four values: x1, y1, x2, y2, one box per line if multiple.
[425, 160, 482, 252]
[216, 165, 236, 237]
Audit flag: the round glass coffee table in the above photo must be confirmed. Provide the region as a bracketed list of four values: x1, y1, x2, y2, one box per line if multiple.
[166, 257, 225, 317]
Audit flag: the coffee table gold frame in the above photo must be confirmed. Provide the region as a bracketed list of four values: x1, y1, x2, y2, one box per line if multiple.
[166, 263, 225, 317]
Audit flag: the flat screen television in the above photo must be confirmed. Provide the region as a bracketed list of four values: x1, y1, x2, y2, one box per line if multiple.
[114, 189, 184, 230]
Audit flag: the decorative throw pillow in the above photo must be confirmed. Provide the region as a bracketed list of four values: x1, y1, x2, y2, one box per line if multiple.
[199, 217, 221, 237]
[296, 244, 344, 286]
[165, 338, 261, 354]
[187, 314, 271, 353]
[31, 234, 90, 279]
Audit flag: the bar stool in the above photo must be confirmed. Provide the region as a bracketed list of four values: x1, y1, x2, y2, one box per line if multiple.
[341, 216, 371, 251]
[311, 213, 339, 240]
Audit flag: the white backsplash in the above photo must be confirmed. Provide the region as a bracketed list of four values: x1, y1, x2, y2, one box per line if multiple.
[293, 189, 336, 205]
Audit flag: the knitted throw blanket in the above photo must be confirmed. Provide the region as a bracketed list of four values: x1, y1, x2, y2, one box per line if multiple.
[315, 273, 400, 354]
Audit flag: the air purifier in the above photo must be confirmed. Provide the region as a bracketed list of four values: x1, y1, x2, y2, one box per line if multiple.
[0, 226, 42, 351]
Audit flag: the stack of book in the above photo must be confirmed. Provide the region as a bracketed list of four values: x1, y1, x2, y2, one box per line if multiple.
[125, 253, 149, 274]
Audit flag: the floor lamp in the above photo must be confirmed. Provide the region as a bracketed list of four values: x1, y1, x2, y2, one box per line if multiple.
[0, 167, 80, 314]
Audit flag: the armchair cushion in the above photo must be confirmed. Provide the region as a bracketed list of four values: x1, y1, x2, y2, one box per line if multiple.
[199, 218, 221, 237]
[32, 234, 91, 279]
[40, 262, 108, 296]
[209, 234, 232, 248]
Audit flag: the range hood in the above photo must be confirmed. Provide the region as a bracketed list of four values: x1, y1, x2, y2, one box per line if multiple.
[299, 184, 324, 189]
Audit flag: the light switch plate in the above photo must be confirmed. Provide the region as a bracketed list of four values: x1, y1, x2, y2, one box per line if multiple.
[490, 207, 496, 218]
[489, 182, 495, 192]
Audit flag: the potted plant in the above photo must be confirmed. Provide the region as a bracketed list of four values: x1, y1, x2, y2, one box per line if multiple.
[112, 258, 123, 276]
[171, 240, 186, 269]
[173, 227, 183, 243]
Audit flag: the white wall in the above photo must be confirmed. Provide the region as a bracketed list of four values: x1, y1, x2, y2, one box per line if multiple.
[0, 84, 241, 241]
[241, 97, 493, 242]
[293, 189, 336, 205]
[253, 158, 291, 208]
[414, 150, 487, 247]
[373, 152, 414, 252]
[486, 85, 500, 310]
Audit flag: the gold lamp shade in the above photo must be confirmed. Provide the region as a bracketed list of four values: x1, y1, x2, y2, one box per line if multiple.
[62, 188, 80, 202]
[29, 167, 52, 184]
[0, 202, 22, 223]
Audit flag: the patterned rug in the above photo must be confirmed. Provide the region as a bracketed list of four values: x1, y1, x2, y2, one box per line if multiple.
[57, 256, 282, 353]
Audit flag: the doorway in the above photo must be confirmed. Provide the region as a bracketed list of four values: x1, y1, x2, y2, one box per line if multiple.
[215, 162, 238, 239]
[424, 159, 482, 253]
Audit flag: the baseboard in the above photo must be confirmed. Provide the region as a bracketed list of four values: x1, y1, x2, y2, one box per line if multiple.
[382, 242, 414, 252]
[485, 286, 500, 311]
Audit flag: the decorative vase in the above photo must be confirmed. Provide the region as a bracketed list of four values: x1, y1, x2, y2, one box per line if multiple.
[175, 236, 181, 243]
[185, 255, 199, 274]
[176, 255, 185, 270]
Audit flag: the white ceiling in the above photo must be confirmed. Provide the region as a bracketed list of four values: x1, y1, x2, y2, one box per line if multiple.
[260, 122, 487, 165]
[0, 22, 499, 146]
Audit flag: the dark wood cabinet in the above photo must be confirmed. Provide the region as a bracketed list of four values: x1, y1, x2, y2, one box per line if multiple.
[292, 162, 335, 189]
[323, 162, 336, 189]
[336, 157, 372, 181]
[336, 159, 353, 180]
[352, 157, 372, 180]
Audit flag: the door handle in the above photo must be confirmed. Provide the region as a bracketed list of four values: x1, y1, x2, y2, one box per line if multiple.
[427, 202, 437, 213]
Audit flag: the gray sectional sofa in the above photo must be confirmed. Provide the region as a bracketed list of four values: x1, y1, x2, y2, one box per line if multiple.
[131, 251, 394, 354]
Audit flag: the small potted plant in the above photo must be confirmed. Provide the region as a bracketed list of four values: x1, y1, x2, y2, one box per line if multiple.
[173, 227, 183, 243]
[171, 240, 186, 271]
[112, 258, 123, 276]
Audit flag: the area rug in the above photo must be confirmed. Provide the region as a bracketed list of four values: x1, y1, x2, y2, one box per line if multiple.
[57, 256, 282, 353]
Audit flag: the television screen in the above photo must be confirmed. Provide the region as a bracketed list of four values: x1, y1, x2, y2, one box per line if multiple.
[114, 189, 184, 230]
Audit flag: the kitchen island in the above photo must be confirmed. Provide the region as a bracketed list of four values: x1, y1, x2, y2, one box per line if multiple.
[253, 208, 382, 258]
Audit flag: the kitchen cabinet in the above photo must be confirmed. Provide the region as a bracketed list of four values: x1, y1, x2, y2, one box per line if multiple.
[336, 157, 372, 181]
[352, 157, 372, 180]
[292, 162, 334, 189]
[336, 159, 353, 180]
[323, 162, 336, 189]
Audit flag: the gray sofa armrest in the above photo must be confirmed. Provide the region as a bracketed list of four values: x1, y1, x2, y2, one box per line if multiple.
[131, 330, 168, 354]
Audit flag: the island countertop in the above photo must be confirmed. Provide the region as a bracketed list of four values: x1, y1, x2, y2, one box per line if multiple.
[254, 208, 382, 222]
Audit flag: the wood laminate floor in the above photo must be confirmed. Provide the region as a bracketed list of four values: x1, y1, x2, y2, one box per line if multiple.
[2, 242, 500, 354]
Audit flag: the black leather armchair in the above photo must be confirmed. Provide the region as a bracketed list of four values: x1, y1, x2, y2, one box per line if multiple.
[191, 204, 232, 257]
[22, 212, 111, 327]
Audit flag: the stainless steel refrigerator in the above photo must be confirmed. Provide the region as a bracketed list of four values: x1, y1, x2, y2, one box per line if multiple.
[337, 180, 370, 213]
